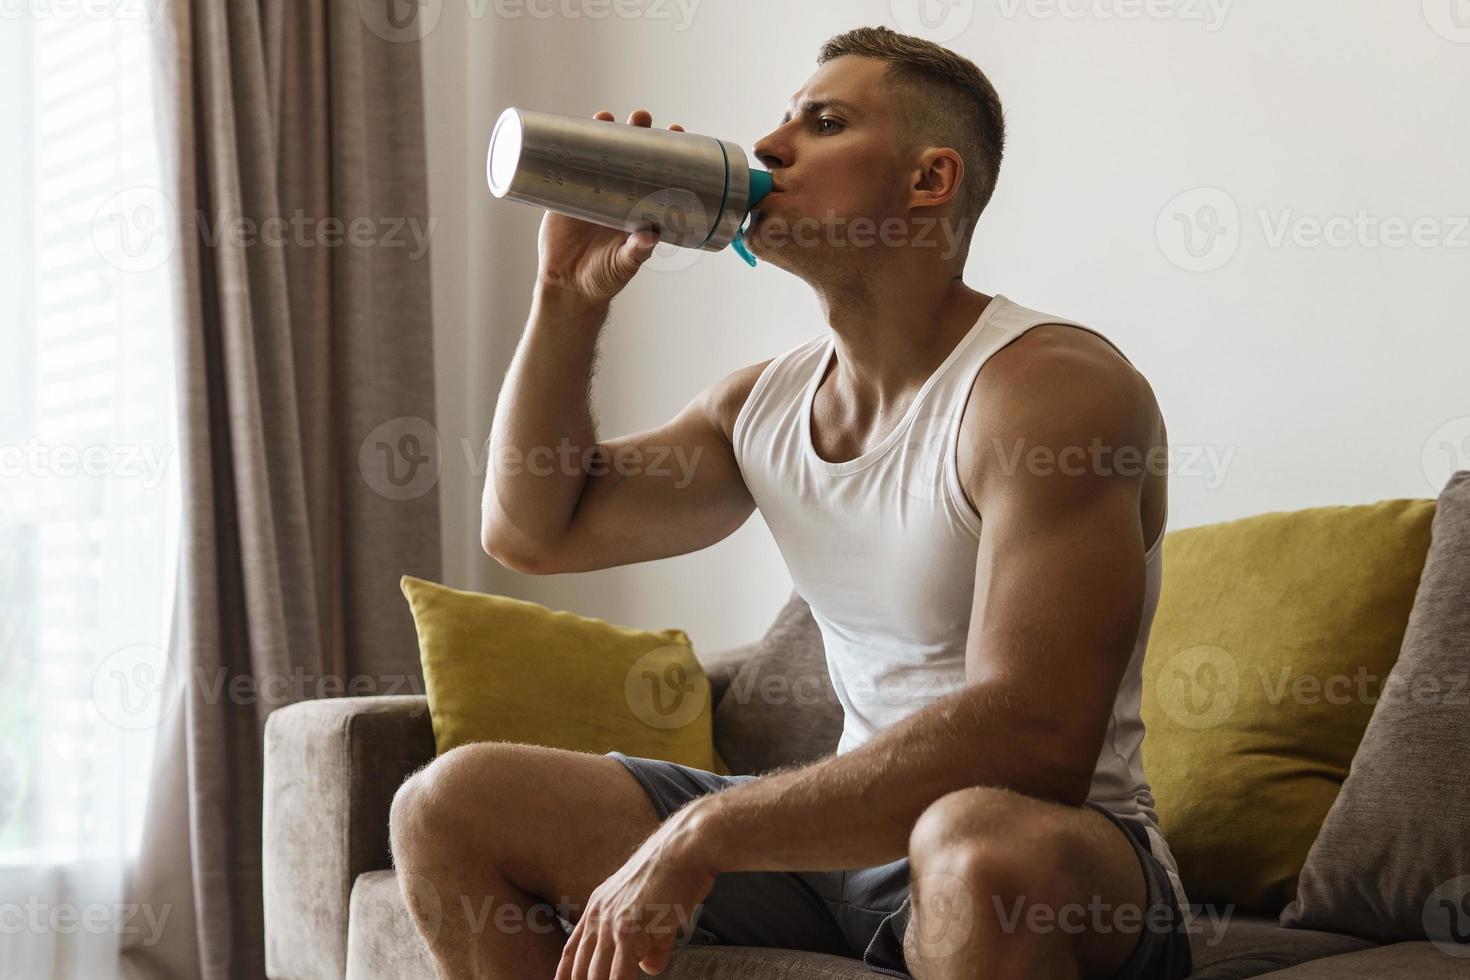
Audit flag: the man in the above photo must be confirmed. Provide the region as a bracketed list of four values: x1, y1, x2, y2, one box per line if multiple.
[392, 24, 1192, 980]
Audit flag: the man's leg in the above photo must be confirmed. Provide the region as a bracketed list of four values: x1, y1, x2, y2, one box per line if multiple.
[388, 742, 662, 980]
[902, 786, 1166, 980]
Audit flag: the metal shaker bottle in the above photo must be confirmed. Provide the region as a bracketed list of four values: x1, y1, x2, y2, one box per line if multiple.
[486, 107, 774, 267]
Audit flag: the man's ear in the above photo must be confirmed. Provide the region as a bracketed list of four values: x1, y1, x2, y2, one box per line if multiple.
[911, 147, 965, 210]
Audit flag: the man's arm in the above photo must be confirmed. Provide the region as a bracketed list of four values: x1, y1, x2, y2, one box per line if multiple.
[685, 331, 1161, 873]
[481, 282, 768, 575]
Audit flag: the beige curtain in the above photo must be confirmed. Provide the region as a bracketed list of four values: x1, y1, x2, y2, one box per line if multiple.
[121, 2, 441, 978]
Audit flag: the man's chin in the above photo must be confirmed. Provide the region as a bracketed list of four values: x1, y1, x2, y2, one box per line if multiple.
[742, 230, 794, 270]
[744, 217, 797, 261]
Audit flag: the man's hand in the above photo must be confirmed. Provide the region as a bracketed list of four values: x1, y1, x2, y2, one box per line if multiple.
[556, 801, 720, 980]
[535, 109, 684, 305]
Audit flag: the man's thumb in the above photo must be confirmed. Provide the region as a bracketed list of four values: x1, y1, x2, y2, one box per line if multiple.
[639, 949, 671, 975]
[627, 229, 658, 263]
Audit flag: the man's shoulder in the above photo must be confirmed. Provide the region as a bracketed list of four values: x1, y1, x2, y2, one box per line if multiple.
[987, 321, 1143, 387]
[707, 333, 827, 442]
[971, 321, 1153, 424]
[704, 358, 776, 445]
[958, 322, 1161, 494]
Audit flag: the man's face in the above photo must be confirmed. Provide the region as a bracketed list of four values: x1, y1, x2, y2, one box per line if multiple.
[745, 56, 912, 272]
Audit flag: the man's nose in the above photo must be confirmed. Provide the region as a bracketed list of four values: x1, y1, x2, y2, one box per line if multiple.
[752, 129, 788, 171]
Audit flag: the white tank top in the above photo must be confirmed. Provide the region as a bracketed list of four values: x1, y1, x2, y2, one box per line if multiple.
[731, 294, 1187, 916]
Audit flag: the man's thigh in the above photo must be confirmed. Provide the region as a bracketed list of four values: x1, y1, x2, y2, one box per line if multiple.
[404, 741, 663, 914]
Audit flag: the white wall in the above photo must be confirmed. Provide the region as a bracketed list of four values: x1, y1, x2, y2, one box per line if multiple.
[424, 0, 1470, 654]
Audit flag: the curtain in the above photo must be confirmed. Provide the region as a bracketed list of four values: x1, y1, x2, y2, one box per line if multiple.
[120, 2, 442, 977]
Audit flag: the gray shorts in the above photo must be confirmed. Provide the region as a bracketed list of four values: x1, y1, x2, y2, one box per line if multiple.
[606, 751, 1193, 980]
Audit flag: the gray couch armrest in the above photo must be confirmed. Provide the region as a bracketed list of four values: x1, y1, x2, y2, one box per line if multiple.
[263, 695, 435, 980]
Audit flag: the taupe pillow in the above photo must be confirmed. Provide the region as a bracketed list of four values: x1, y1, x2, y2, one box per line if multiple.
[1281, 470, 1470, 943]
[713, 591, 843, 776]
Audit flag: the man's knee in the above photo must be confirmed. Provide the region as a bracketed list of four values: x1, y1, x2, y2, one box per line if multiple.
[910, 786, 1036, 857]
[908, 786, 1075, 909]
[390, 742, 514, 869]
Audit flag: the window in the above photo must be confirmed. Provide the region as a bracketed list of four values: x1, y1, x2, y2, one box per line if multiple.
[0, 6, 179, 978]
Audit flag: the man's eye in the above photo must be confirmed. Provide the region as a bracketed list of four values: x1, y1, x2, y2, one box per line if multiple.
[816, 117, 843, 133]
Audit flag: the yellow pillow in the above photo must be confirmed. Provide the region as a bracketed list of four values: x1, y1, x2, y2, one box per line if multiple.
[401, 575, 728, 774]
[1141, 499, 1435, 910]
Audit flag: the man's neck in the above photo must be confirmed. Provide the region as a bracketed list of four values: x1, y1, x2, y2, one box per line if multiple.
[812, 273, 995, 417]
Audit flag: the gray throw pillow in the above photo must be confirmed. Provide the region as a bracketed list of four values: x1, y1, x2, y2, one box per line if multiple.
[713, 590, 844, 776]
[1280, 470, 1470, 945]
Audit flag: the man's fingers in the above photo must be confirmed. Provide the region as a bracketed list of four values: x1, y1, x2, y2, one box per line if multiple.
[554, 922, 581, 980]
[592, 110, 682, 133]
[612, 938, 648, 980]
[587, 923, 618, 980]
[571, 916, 600, 980]
[639, 941, 673, 977]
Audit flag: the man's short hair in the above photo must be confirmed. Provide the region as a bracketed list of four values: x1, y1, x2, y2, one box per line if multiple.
[818, 26, 1007, 245]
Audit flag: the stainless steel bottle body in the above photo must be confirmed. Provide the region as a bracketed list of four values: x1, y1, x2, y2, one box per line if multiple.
[487, 107, 761, 253]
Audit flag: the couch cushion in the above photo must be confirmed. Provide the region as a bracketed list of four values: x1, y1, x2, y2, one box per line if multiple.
[713, 591, 844, 775]
[1139, 498, 1436, 910]
[1188, 912, 1375, 980]
[347, 870, 439, 980]
[400, 575, 726, 772]
[351, 869, 1385, 980]
[659, 946, 878, 978]
[1247, 941, 1467, 978]
[348, 869, 881, 980]
[1281, 470, 1470, 944]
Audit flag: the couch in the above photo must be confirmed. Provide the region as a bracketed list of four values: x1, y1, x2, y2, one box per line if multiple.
[262, 577, 1465, 980]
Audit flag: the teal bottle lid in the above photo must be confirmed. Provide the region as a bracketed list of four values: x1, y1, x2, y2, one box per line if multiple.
[732, 226, 757, 267]
[747, 168, 773, 205]
[731, 167, 772, 267]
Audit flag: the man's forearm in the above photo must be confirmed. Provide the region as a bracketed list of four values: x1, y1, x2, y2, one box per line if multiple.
[686, 682, 1089, 874]
[482, 283, 611, 555]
